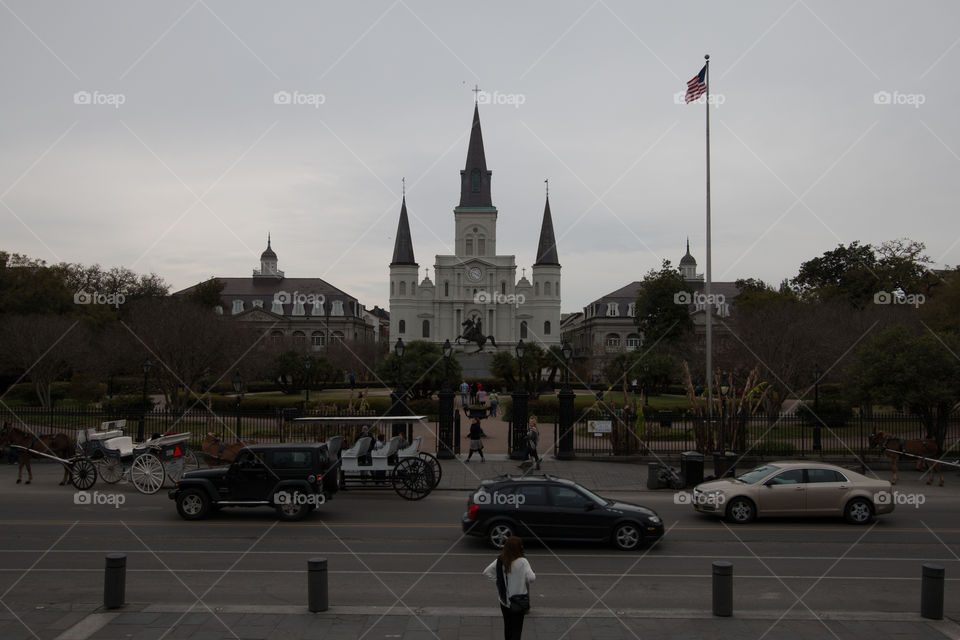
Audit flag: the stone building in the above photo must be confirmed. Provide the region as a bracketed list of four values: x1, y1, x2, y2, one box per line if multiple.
[388, 104, 561, 353]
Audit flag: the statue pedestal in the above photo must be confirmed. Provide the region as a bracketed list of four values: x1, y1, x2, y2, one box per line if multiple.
[457, 351, 494, 379]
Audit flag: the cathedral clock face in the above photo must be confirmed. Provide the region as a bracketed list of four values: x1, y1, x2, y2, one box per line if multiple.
[467, 266, 482, 281]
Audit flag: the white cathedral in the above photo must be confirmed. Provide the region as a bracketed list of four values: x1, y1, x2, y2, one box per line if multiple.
[388, 104, 562, 353]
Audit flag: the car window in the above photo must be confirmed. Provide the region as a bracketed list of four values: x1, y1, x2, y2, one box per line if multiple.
[549, 486, 592, 508]
[235, 451, 263, 466]
[738, 464, 781, 484]
[807, 468, 846, 483]
[768, 469, 804, 485]
[515, 485, 547, 506]
[268, 450, 313, 469]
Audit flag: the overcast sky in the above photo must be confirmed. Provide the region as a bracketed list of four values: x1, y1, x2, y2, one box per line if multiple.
[2, 1, 958, 312]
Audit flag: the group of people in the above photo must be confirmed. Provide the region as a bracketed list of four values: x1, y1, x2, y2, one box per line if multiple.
[465, 414, 542, 471]
[458, 380, 499, 416]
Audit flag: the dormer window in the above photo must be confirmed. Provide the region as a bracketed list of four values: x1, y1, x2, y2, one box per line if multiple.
[232, 299, 244, 315]
[332, 300, 344, 316]
[252, 299, 263, 309]
[607, 303, 618, 317]
[627, 302, 635, 317]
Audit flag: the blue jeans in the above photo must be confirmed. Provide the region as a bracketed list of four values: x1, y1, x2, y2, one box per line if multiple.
[490, 402, 498, 417]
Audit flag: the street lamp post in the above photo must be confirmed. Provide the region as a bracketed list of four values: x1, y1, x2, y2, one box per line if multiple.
[557, 341, 575, 460]
[438, 339, 455, 459]
[510, 340, 529, 460]
[812, 364, 822, 452]
[137, 359, 152, 441]
[390, 339, 407, 438]
[303, 356, 312, 404]
[232, 372, 244, 441]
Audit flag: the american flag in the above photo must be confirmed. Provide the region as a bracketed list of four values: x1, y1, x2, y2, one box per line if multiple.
[685, 65, 707, 103]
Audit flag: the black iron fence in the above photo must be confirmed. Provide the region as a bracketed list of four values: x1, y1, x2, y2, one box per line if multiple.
[556, 411, 960, 459]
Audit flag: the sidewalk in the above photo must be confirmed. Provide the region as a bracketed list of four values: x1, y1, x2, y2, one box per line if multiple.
[11, 603, 959, 640]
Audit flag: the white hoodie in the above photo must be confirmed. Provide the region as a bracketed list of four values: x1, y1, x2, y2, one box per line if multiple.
[483, 557, 536, 607]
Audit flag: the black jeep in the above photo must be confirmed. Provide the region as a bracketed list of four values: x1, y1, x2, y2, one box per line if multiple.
[169, 443, 339, 521]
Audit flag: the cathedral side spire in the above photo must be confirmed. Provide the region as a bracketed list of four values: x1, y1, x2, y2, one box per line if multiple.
[459, 103, 493, 207]
[534, 192, 559, 266]
[390, 196, 417, 266]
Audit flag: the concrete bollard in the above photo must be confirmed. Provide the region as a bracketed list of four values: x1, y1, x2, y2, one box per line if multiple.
[921, 563, 945, 620]
[104, 553, 127, 609]
[308, 557, 328, 612]
[712, 561, 733, 617]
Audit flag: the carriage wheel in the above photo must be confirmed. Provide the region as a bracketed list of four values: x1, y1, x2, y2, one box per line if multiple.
[391, 458, 432, 501]
[97, 458, 123, 484]
[130, 453, 165, 494]
[69, 458, 98, 491]
[417, 452, 442, 490]
[165, 448, 200, 483]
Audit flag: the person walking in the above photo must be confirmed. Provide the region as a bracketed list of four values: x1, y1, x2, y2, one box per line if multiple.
[465, 417, 486, 462]
[483, 536, 535, 640]
[477, 387, 488, 407]
[518, 416, 542, 471]
[489, 391, 499, 417]
[459, 380, 469, 407]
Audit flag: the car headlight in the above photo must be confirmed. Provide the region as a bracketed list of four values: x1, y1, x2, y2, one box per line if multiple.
[647, 515, 661, 524]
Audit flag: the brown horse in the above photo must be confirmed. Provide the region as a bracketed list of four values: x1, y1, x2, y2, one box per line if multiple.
[869, 431, 944, 486]
[0, 422, 73, 485]
[201, 433, 256, 466]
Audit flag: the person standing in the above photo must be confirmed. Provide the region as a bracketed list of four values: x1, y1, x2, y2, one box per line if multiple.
[519, 416, 541, 471]
[477, 387, 488, 407]
[489, 391, 499, 417]
[465, 417, 486, 462]
[483, 536, 535, 640]
[459, 380, 469, 407]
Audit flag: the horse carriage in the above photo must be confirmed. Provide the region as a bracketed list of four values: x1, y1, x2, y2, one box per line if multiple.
[293, 415, 442, 500]
[75, 420, 199, 494]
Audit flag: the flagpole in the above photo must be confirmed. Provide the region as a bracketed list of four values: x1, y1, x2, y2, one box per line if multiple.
[704, 53, 713, 423]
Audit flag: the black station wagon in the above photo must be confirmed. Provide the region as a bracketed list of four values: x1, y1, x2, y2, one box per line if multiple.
[169, 443, 339, 521]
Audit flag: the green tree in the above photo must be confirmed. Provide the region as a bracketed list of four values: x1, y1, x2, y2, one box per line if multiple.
[844, 325, 960, 448]
[733, 278, 797, 311]
[0, 252, 73, 315]
[634, 260, 694, 345]
[487, 343, 558, 395]
[920, 268, 960, 333]
[185, 277, 226, 309]
[377, 341, 462, 400]
[270, 351, 336, 395]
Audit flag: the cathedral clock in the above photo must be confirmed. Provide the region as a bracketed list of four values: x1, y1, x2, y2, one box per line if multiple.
[467, 266, 482, 282]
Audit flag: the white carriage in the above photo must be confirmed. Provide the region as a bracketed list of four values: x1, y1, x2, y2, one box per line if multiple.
[76, 420, 199, 494]
[294, 415, 442, 500]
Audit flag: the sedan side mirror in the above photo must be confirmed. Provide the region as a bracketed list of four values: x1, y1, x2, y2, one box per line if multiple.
[584, 502, 597, 511]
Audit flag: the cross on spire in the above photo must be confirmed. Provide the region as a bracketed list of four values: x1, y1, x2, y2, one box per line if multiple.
[544, 178, 549, 198]
[402, 177, 405, 197]
[472, 84, 482, 102]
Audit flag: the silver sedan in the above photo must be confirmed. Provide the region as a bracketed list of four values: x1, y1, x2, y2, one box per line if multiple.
[691, 461, 895, 525]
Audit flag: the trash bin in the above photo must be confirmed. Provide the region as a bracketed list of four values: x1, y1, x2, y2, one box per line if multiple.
[646, 463, 666, 490]
[713, 452, 737, 478]
[658, 411, 673, 428]
[681, 451, 704, 487]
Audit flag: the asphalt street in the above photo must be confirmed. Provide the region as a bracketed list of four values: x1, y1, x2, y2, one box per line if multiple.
[1, 462, 959, 639]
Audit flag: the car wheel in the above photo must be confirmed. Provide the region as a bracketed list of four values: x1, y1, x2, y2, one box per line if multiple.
[613, 523, 642, 551]
[276, 494, 310, 521]
[844, 498, 873, 525]
[176, 489, 210, 521]
[726, 497, 755, 524]
[487, 522, 514, 549]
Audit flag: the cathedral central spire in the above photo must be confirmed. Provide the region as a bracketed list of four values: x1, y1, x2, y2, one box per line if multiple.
[459, 103, 493, 207]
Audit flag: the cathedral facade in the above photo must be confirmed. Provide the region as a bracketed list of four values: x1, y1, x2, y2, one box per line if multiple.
[388, 104, 561, 352]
